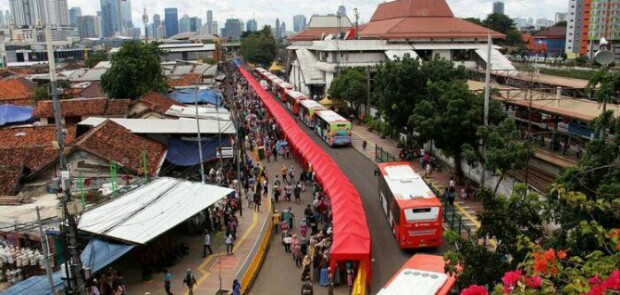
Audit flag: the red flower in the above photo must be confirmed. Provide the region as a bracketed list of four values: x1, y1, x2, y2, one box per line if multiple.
[525, 276, 542, 289]
[461, 285, 488, 295]
[544, 248, 556, 260]
[602, 270, 620, 290]
[589, 275, 602, 286]
[502, 270, 523, 287]
[557, 250, 567, 259]
[533, 252, 548, 274]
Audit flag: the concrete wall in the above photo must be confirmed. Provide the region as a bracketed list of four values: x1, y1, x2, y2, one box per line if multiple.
[432, 49, 451, 60]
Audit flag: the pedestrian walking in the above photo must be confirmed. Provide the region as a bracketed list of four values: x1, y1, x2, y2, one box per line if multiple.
[273, 210, 281, 234]
[253, 190, 261, 211]
[294, 182, 302, 204]
[362, 139, 367, 150]
[283, 232, 292, 253]
[449, 177, 456, 190]
[448, 187, 456, 206]
[301, 276, 314, 295]
[272, 145, 278, 161]
[286, 146, 291, 158]
[281, 164, 289, 183]
[182, 269, 197, 295]
[203, 231, 213, 257]
[226, 233, 235, 255]
[164, 269, 173, 295]
[232, 279, 241, 295]
[424, 162, 432, 178]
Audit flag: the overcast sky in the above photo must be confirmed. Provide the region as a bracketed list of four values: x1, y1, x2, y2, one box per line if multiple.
[2, 0, 568, 31]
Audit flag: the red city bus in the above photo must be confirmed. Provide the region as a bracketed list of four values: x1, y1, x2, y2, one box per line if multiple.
[377, 254, 456, 295]
[377, 162, 443, 249]
[274, 80, 295, 102]
[285, 90, 307, 114]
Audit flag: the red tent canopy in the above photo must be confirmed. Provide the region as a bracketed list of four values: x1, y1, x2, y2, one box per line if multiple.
[236, 63, 371, 280]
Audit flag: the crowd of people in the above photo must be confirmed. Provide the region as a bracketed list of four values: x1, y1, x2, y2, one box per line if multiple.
[221, 62, 360, 295]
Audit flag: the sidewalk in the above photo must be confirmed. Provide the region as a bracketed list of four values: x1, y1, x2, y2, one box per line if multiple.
[350, 125, 483, 234]
[248, 151, 348, 294]
[122, 189, 268, 295]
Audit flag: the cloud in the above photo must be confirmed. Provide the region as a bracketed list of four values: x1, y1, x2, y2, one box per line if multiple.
[61, 0, 562, 32]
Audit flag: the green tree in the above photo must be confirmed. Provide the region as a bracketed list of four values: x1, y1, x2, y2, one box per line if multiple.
[470, 118, 535, 195]
[240, 26, 276, 66]
[33, 80, 71, 100]
[585, 69, 620, 139]
[328, 68, 367, 115]
[100, 41, 167, 99]
[464, 17, 484, 26]
[85, 51, 108, 68]
[505, 29, 524, 47]
[483, 13, 516, 34]
[409, 80, 504, 179]
[554, 20, 567, 27]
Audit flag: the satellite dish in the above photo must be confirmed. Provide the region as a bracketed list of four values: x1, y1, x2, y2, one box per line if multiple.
[594, 50, 614, 66]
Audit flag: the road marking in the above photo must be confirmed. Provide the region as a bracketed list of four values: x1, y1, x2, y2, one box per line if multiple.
[188, 210, 259, 295]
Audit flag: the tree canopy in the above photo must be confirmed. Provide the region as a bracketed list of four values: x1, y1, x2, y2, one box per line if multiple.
[100, 41, 167, 99]
[483, 13, 516, 35]
[464, 17, 484, 26]
[85, 51, 108, 68]
[240, 26, 277, 66]
[328, 68, 367, 115]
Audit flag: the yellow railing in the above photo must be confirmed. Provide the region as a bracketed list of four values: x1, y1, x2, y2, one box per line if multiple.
[351, 262, 367, 295]
[239, 196, 273, 294]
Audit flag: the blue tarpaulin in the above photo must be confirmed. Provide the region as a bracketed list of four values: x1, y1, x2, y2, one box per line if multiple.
[1, 239, 134, 295]
[168, 89, 223, 106]
[166, 136, 232, 166]
[0, 104, 33, 126]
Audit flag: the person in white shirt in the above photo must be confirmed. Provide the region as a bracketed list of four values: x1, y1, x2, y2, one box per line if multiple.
[203, 231, 213, 257]
[226, 233, 234, 255]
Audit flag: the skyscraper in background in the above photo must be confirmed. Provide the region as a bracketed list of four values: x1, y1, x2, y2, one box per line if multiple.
[189, 17, 202, 32]
[280, 22, 286, 37]
[492, 1, 505, 15]
[222, 18, 242, 40]
[78, 15, 100, 38]
[337, 5, 346, 17]
[275, 18, 280, 38]
[96, 10, 103, 37]
[5, 11, 10, 26]
[68, 7, 81, 27]
[120, 0, 132, 31]
[246, 19, 257, 32]
[209, 21, 218, 36]
[164, 8, 178, 37]
[10, 0, 45, 27]
[566, 0, 620, 58]
[206, 10, 214, 34]
[43, 0, 69, 26]
[179, 14, 189, 33]
[0, 11, 4, 26]
[293, 14, 306, 32]
[100, 0, 121, 37]
[151, 13, 160, 38]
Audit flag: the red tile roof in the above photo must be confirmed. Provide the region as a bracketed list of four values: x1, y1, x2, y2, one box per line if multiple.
[33, 97, 130, 119]
[0, 166, 22, 196]
[357, 0, 504, 40]
[0, 77, 36, 106]
[0, 125, 77, 174]
[369, 0, 454, 21]
[534, 26, 567, 39]
[138, 91, 182, 114]
[288, 28, 350, 41]
[79, 82, 104, 98]
[74, 120, 167, 176]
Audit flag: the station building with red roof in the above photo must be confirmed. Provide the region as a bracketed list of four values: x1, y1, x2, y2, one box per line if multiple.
[286, 0, 518, 97]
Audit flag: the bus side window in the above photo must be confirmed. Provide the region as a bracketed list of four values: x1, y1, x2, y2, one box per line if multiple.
[390, 195, 400, 226]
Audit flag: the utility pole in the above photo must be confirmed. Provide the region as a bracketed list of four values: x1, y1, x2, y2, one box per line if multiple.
[46, 26, 87, 295]
[481, 32, 492, 187]
[36, 206, 55, 294]
[366, 67, 371, 118]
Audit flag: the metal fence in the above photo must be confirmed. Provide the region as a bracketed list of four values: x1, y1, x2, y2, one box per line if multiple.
[374, 145, 397, 163]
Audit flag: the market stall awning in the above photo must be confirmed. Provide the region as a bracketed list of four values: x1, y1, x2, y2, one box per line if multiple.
[269, 62, 284, 72]
[78, 177, 233, 244]
[1, 239, 133, 295]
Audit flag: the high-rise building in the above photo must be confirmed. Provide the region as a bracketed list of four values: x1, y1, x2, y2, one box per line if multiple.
[275, 18, 280, 38]
[0, 11, 4, 26]
[222, 18, 242, 40]
[96, 10, 103, 37]
[164, 8, 178, 37]
[513, 17, 527, 29]
[280, 22, 286, 37]
[151, 13, 160, 38]
[10, 0, 45, 27]
[120, 0, 132, 31]
[492, 1, 504, 15]
[337, 5, 346, 17]
[77, 15, 100, 38]
[189, 16, 201, 32]
[43, 0, 69, 26]
[555, 13, 567, 23]
[206, 10, 214, 34]
[535, 18, 554, 29]
[293, 14, 306, 32]
[566, 0, 620, 58]
[246, 19, 257, 32]
[68, 6, 81, 27]
[5, 11, 10, 27]
[209, 21, 218, 36]
[156, 24, 165, 39]
[100, 0, 122, 37]
[179, 14, 190, 33]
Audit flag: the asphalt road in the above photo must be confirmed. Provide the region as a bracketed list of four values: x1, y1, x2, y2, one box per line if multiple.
[271, 100, 451, 292]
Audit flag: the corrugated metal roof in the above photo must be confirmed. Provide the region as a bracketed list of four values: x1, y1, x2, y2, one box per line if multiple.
[78, 117, 236, 134]
[78, 177, 233, 244]
[474, 48, 517, 72]
[296, 49, 325, 85]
